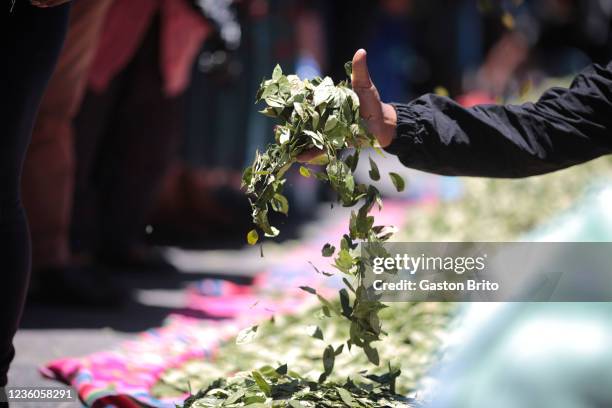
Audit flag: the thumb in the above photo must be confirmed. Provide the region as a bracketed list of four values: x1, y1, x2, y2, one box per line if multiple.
[352, 49, 373, 89]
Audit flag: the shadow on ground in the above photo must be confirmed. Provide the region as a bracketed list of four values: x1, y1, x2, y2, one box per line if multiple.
[21, 269, 253, 332]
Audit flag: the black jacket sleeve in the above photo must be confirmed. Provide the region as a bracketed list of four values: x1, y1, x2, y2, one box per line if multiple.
[385, 62, 612, 178]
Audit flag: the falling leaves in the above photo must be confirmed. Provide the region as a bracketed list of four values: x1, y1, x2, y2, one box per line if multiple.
[389, 172, 406, 193]
[247, 229, 259, 246]
[236, 325, 259, 345]
[368, 156, 380, 181]
[321, 243, 336, 257]
[234, 63, 414, 405]
[243, 66, 400, 369]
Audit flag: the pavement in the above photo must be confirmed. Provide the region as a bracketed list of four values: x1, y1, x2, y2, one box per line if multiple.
[7, 245, 269, 408]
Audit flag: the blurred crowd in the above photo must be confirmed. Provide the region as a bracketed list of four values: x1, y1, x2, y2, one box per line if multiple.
[24, 0, 612, 307]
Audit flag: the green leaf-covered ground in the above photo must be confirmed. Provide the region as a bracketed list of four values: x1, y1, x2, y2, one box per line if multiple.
[153, 302, 455, 402]
[399, 155, 612, 242]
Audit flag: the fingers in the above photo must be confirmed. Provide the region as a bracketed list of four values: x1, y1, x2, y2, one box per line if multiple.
[351, 49, 373, 89]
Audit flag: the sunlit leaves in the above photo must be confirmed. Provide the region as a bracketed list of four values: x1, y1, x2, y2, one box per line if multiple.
[240, 63, 409, 390]
[246, 229, 259, 246]
[271, 193, 289, 215]
[251, 370, 272, 396]
[334, 248, 355, 274]
[245, 64, 375, 242]
[299, 166, 311, 178]
[181, 367, 413, 408]
[337, 387, 357, 406]
[434, 86, 449, 97]
[236, 325, 259, 344]
[314, 77, 335, 107]
[272, 64, 283, 81]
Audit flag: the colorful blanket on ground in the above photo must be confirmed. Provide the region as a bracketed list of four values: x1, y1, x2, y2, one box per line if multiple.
[41, 202, 414, 407]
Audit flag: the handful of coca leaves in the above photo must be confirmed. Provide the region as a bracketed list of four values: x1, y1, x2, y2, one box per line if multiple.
[242, 63, 377, 241]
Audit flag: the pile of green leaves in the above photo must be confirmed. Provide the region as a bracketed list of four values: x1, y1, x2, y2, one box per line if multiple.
[242, 64, 405, 376]
[156, 302, 453, 400]
[182, 365, 417, 408]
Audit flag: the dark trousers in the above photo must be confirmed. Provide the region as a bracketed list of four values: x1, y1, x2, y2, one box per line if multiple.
[1, 1, 70, 386]
[72, 18, 183, 255]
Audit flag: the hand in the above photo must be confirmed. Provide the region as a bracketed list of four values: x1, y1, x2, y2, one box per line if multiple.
[351, 48, 397, 148]
[30, 0, 71, 7]
[298, 49, 397, 162]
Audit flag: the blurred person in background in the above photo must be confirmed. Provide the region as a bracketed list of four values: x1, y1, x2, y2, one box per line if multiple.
[325, 0, 487, 101]
[363, 0, 419, 102]
[22, 0, 119, 307]
[155, 0, 329, 247]
[70, 0, 217, 271]
[149, 0, 261, 248]
[3, 0, 71, 400]
[475, 0, 612, 96]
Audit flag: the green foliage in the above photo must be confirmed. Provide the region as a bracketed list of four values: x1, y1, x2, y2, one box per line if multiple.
[368, 157, 381, 181]
[247, 230, 260, 246]
[175, 64, 414, 407]
[389, 173, 405, 193]
[236, 325, 259, 345]
[241, 64, 407, 374]
[243, 64, 379, 237]
[154, 302, 455, 401]
[181, 366, 417, 408]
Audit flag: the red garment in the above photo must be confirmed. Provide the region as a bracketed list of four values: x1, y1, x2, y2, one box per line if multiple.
[88, 0, 211, 97]
[23, 0, 113, 270]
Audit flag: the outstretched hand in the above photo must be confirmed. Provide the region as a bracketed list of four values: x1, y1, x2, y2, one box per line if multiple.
[298, 49, 397, 162]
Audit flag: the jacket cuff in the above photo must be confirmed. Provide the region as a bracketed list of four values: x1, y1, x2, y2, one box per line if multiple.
[384, 102, 427, 156]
